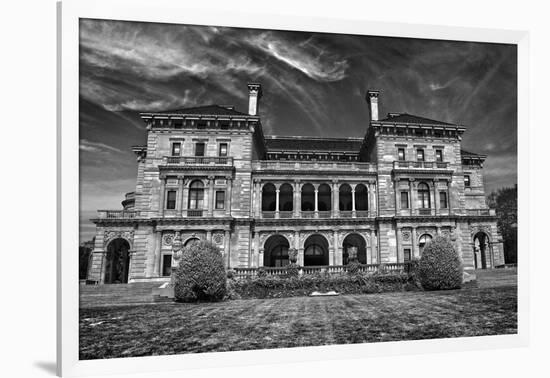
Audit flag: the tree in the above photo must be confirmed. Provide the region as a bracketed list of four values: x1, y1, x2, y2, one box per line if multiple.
[487, 185, 517, 264]
[79, 238, 94, 280]
[417, 236, 462, 290]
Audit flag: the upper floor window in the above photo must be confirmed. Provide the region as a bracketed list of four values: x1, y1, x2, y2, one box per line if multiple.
[171, 142, 181, 156]
[195, 142, 205, 157]
[188, 180, 204, 209]
[215, 191, 225, 209]
[166, 190, 177, 210]
[435, 149, 443, 162]
[398, 148, 405, 161]
[219, 143, 228, 157]
[464, 175, 471, 188]
[197, 120, 207, 129]
[400, 191, 409, 209]
[439, 191, 448, 208]
[417, 182, 430, 209]
[416, 149, 425, 162]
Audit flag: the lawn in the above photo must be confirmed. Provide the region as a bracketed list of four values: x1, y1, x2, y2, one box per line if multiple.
[79, 284, 517, 359]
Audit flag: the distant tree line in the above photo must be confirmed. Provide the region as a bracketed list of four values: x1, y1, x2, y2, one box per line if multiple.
[79, 238, 94, 280]
[487, 185, 517, 264]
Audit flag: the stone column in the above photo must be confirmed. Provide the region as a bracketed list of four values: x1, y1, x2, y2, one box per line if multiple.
[255, 180, 261, 217]
[225, 230, 231, 268]
[254, 232, 260, 268]
[226, 177, 232, 217]
[332, 230, 338, 265]
[207, 176, 215, 216]
[332, 180, 339, 218]
[275, 186, 280, 219]
[412, 227, 418, 258]
[368, 229, 373, 264]
[293, 181, 300, 218]
[434, 179, 440, 216]
[159, 177, 166, 217]
[351, 185, 356, 217]
[314, 185, 319, 218]
[152, 231, 162, 277]
[410, 179, 417, 216]
[206, 230, 212, 243]
[178, 178, 185, 217]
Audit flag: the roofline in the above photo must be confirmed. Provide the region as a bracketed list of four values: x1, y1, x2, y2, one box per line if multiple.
[264, 135, 365, 142]
[373, 120, 466, 130]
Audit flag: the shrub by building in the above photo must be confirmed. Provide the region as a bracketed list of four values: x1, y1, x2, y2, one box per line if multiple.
[173, 240, 226, 302]
[417, 236, 463, 290]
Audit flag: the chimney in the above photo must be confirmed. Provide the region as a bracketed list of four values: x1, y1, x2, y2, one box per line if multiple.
[366, 90, 380, 122]
[247, 83, 262, 116]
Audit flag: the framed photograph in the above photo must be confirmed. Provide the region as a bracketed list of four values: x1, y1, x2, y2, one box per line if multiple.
[58, 1, 529, 376]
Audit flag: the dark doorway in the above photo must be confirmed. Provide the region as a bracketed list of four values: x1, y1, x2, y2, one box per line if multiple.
[104, 238, 131, 284]
[264, 235, 290, 267]
[342, 233, 367, 264]
[304, 234, 329, 266]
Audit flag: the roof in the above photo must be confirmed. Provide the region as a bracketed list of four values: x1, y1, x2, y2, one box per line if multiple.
[265, 136, 363, 153]
[461, 149, 487, 159]
[143, 104, 249, 117]
[378, 113, 456, 126]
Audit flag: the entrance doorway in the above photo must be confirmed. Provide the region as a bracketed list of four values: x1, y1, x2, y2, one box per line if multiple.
[304, 234, 329, 266]
[104, 238, 131, 284]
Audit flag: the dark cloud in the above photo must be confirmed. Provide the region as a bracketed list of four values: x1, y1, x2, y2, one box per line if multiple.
[79, 19, 517, 242]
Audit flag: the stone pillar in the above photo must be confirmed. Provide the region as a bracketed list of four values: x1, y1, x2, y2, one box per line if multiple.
[293, 181, 300, 218]
[410, 179, 417, 216]
[351, 185, 356, 217]
[446, 180, 452, 215]
[253, 232, 260, 268]
[226, 177, 232, 217]
[332, 181, 339, 218]
[225, 230, 231, 268]
[255, 180, 261, 217]
[412, 227, 418, 258]
[314, 185, 319, 218]
[178, 178, 184, 217]
[434, 179, 440, 216]
[152, 230, 162, 277]
[371, 182, 378, 215]
[368, 229, 373, 264]
[206, 230, 212, 243]
[275, 187, 280, 218]
[332, 230, 338, 265]
[159, 177, 166, 217]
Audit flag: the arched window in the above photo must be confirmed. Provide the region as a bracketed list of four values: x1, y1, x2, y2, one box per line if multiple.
[188, 180, 204, 209]
[301, 184, 315, 211]
[262, 183, 276, 211]
[419, 234, 432, 254]
[355, 184, 369, 211]
[264, 235, 290, 267]
[417, 182, 431, 209]
[279, 183, 293, 211]
[318, 183, 331, 211]
[339, 184, 352, 211]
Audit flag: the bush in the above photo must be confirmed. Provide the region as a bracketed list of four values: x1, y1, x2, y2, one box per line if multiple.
[257, 267, 267, 278]
[173, 240, 227, 302]
[286, 263, 300, 278]
[347, 261, 361, 275]
[417, 236, 463, 290]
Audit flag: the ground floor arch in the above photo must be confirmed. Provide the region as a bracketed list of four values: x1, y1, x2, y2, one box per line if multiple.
[304, 234, 329, 266]
[264, 234, 290, 267]
[473, 231, 491, 269]
[342, 233, 367, 264]
[104, 238, 131, 284]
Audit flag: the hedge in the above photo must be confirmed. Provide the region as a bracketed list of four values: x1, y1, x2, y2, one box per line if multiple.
[417, 236, 463, 290]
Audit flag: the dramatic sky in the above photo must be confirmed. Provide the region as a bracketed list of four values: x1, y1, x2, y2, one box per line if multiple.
[79, 18, 517, 242]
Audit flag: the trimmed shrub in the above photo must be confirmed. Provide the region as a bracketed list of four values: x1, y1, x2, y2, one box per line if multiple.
[346, 261, 361, 275]
[173, 240, 226, 302]
[257, 267, 267, 278]
[226, 269, 236, 280]
[286, 263, 300, 278]
[417, 236, 463, 290]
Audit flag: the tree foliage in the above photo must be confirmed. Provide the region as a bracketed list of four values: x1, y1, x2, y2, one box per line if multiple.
[417, 236, 462, 290]
[487, 185, 517, 264]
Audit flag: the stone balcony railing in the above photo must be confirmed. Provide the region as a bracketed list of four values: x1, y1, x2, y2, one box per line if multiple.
[260, 210, 374, 219]
[393, 161, 450, 170]
[466, 208, 496, 216]
[252, 160, 377, 172]
[96, 210, 140, 219]
[162, 156, 234, 166]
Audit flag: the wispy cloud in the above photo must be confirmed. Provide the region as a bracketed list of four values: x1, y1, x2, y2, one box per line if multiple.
[80, 139, 124, 154]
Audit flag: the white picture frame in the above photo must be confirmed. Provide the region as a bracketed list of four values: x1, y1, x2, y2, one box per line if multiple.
[58, 1, 529, 376]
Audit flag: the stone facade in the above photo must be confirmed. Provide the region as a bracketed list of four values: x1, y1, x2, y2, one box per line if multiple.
[89, 83, 504, 284]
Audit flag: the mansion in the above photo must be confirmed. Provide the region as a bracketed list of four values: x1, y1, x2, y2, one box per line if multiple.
[87, 83, 503, 284]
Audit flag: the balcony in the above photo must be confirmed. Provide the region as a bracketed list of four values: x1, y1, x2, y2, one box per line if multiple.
[466, 208, 496, 216]
[162, 156, 234, 167]
[259, 210, 374, 219]
[96, 210, 140, 219]
[253, 160, 377, 173]
[393, 161, 449, 170]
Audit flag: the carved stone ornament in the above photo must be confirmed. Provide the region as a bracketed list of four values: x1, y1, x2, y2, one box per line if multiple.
[162, 233, 174, 246]
[213, 232, 224, 245]
[171, 233, 184, 268]
[104, 230, 134, 247]
[402, 230, 411, 241]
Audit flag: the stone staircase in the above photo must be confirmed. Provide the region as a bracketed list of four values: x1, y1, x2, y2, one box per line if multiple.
[79, 282, 173, 308]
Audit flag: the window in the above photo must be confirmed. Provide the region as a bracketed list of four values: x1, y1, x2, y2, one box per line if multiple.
[435, 149, 443, 162]
[197, 120, 207, 129]
[404, 248, 412, 263]
[195, 142, 205, 156]
[174, 120, 183, 129]
[419, 234, 433, 255]
[398, 148, 405, 161]
[215, 191, 225, 209]
[218, 143, 228, 157]
[464, 175, 471, 187]
[166, 190, 177, 209]
[188, 180, 204, 209]
[440, 191, 448, 208]
[400, 191, 409, 209]
[416, 149, 425, 161]
[171, 142, 181, 156]
[162, 254, 172, 277]
[417, 182, 430, 209]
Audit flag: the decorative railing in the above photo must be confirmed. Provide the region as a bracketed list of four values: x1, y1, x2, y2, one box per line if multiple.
[355, 210, 369, 217]
[163, 156, 234, 166]
[233, 263, 410, 279]
[417, 208, 434, 216]
[301, 211, 315, 218]
[253, 160, 377, 172]
[339, 211, 353, 218]
[279, 211, 294, 219]
[97, 210, 140, 219]
[317, 211, 332, 218]
[186, 209, 204, 217]
[259, 210, 374, 219]
[393, 161, 449, 169]
[466, 208, 496, 216]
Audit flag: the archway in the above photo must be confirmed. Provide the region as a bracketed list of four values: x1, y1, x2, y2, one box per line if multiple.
[304, 234, 329, 266]
[318, 184, 331, 211]
[342, 233, 367, 265]
[262, 183, 276, 211]
[104, 238, 131, 284]
[301, 183, 315, 211]
[339, 184, 352, 211]
[355, 184, 369, 211]
[184, 237, 200, 247]
[264, 235, 290, 267]
[279, 183, 293, 211]
[473, 232, 490, 269]
[418, 234, 432, 255]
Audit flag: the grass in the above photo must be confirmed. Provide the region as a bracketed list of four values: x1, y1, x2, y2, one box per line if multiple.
[79, 284, 517, 359]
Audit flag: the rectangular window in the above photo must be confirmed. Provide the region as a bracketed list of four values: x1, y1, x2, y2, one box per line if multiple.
[398, 148, 405, 161]
[440, 191, 448, 208]
[215, 191, 225, 209]
[464, 175, 471, 187]
[416, 149, 425, 161]
[218, 143, 228, 157]
[195, 142, 205, 156]
[162, 255, 172, 277]
[171, 142, 181, 156]
[404, 248, 411, 263]
[435, 149, 443, 162]
[166, 190, 177, 209]
[400, 192, 409, 209]
[174, 120, 183, 129]
[197, 120, 207, 129]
